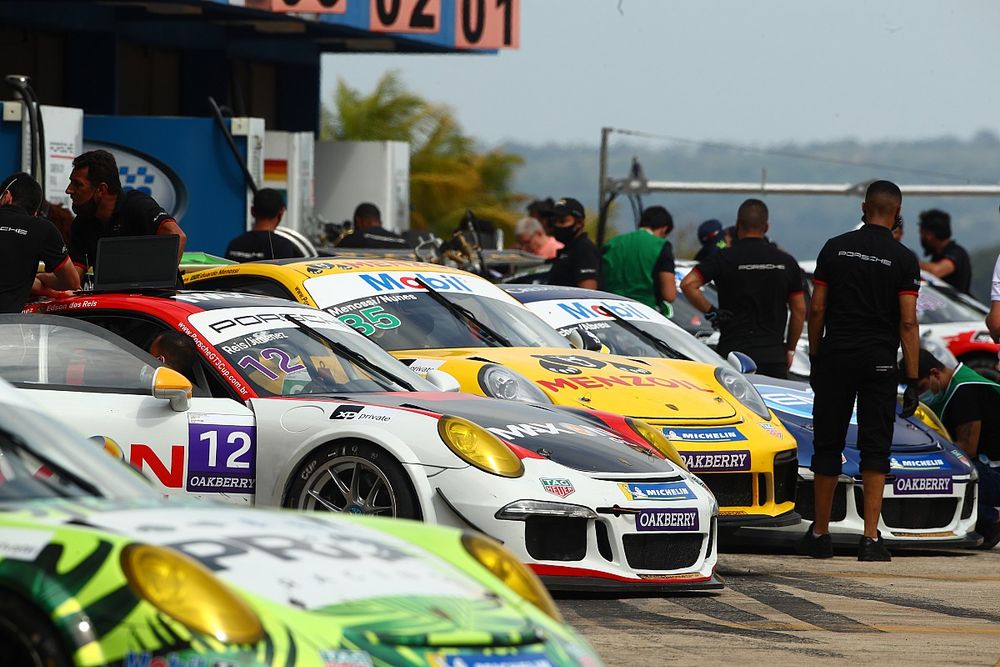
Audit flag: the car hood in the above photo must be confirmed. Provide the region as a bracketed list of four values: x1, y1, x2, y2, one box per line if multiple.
[5, 498, 539, 636]
[751, 377, 938, 452]
[395, 347, 740, 423]
[350, 392, 683, 474]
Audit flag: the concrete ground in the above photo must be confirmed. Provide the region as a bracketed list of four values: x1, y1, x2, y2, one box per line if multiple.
[557, 548, 1000, 666]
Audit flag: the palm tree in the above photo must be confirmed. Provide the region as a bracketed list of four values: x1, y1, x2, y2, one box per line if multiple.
[322, 71, 525, 240]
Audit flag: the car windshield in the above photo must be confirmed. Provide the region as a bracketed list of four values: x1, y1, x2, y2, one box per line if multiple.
[917, 282, 985, 324]
[527, 298, 725, 366]
[0, 403, 153, 502]
[303, 272, 570, 351]
[186, 307, 435, 396]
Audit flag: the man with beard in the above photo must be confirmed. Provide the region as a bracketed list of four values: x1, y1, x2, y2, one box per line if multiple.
[65, 150, 186, 282]
[918, 208, 971, 294]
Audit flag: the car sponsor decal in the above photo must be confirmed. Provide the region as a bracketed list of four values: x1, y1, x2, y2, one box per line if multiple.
[330, 405, 392, 423]
[635, 507, 700, 532]
[487, 421, 625, 443]
[328, 301, 403, 336]
[402, 358, 446, 375]
[893, 476, 953, 495]
[536, 374, 708, 393]
[321, 649, 375, 667]
[890, 455, 946, 470]
[188, 306, 354, 345]
[83, 509, 485, 610]
[0, 528, 54, 561]
[618, 481, 694, 501]
[532, 354, 652, 376]
[303, 270, 517, 309]
[758, 422, 784, 439]
[664, 427, 747, 442]
[529, 298, 660, 330]
[540, 477, 575, 498]
[678, 450, 752, 472]
[430, 654, 555, 667]
[186, 413, 256, 494]
[755, 384, 861, 425]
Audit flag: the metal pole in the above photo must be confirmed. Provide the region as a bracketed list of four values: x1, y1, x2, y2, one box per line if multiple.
[596, 127, 611, 248]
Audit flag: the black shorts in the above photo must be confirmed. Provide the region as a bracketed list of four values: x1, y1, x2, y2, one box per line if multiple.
[810, 349, 897, 476]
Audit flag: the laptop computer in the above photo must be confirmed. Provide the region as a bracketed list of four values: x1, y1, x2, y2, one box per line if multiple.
[94, 235, 180, 291]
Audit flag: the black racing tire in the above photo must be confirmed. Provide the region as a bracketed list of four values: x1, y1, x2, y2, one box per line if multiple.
[962, 353, 1000, 383]
[0, 593, 71, 667]
[283, 440, 421, 520]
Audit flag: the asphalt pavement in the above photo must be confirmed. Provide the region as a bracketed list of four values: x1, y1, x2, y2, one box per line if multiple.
[558, 547, 1000, 665]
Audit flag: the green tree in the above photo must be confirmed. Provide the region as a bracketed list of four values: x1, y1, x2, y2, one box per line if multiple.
[321, 71, 525, 239]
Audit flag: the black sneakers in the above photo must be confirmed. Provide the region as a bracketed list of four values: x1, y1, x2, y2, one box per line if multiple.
[858, 534, 892, 562]
[797, 524, 833, 558]
[975, 520, 1000, 550]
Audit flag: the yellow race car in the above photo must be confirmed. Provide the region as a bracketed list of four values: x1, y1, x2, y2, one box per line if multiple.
[186, 259, 799, 527]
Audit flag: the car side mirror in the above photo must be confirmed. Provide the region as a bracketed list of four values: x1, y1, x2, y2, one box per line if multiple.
[727, 351, 758, 375]
[562, 327, 603, 352]
[563, 328, 585, 349]
[152, 367, 192, 412]
[425, 369, 461, 392]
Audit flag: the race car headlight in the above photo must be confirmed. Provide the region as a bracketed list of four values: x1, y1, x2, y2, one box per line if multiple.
[910, 400, 952, 441]
[496, 500, 598, 521]
[461, 532, 562, 622]
[625, 417, 688, 471]
[477, 365, 552, 404]
[438, 415, 524, 478]
[714, 366, 771, 420]
[121, 544, 263, 644]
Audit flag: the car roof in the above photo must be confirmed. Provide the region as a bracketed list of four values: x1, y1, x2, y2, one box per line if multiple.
[204, 258, 478, 280]
[31, 290, 320, 315]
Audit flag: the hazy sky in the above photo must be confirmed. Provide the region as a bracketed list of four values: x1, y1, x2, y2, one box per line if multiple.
[320, 1, 1000, 147]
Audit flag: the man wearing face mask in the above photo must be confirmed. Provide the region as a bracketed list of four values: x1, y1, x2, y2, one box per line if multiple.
[918, 209, 971, 294]
[912, 349, 1000, 548]
[66, 150, 186, 282]
[546, 197, 599, 289]
[0, 172, 80, 312]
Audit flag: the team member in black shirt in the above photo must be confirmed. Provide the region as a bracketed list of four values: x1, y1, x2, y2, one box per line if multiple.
[546, 197, 599, 289]
[917, 208, 971, 294]
[65, 150, 186, 279]
[680, 199, 805, 379]
[803, 180, 921, 562]
[225, 188, 304, 262]
[337, 202, 410, 249]
[0, 173, 79, 312]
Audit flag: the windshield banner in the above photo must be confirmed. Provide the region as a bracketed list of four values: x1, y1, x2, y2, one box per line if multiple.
[304, 271, 517, 308]
[188, 307, 353, 345]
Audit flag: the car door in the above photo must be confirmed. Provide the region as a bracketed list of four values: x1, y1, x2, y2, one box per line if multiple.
[0, 314, 258, 505]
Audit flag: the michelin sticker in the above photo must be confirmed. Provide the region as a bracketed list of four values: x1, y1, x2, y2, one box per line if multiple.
[618, 481, 694, 501]
[890, 456, 946, 470]
[321, 649, 375, 667]
[664, 427, 747, 442]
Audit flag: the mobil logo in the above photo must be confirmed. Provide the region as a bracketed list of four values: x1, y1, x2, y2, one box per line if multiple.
[82, 141, 188, 220]
[557, 300, 650, 322]
[360, 272, 473, 293]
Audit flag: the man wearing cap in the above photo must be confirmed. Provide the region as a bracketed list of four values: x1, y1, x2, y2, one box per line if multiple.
[601, 205, 675, 310]
[695, 219, 728, 262]
[546, 197, 599, 289]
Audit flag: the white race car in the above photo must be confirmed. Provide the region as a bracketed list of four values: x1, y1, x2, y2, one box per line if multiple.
[6, 294, 720, 591]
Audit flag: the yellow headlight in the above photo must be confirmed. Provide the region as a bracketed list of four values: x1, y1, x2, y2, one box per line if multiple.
[438, 416, 524, 478]
[121, 544, 263, 644]
[461, 532, 562, 622]
[914, 401, 952, 441]
[626, 417, 689, 470]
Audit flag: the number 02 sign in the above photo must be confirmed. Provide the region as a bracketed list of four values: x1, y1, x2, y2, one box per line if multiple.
[456, 0, 519, 49]
[369, 0, 442, 33]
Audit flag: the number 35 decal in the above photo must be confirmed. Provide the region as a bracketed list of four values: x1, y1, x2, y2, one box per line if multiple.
[187, 414, 256, 495]
[337, 305, 402, 337]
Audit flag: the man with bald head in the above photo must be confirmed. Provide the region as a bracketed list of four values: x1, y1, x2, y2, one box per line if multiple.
[802, 180, 921, 562]
[681, 198, 805, 379]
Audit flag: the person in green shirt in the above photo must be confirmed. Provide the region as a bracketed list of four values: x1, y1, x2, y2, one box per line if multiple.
[601, 206, 675, 313]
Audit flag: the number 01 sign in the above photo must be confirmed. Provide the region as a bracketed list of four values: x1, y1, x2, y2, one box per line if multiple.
[456, 0, 519, 49]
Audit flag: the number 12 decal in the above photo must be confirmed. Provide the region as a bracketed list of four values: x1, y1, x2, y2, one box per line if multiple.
[187, 414, 256, 495]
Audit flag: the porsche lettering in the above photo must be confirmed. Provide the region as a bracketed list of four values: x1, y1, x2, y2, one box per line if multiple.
[361, 272, 473, 293]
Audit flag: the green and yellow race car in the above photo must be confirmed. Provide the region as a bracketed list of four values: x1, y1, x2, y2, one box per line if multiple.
[0, 379, 599, 667]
